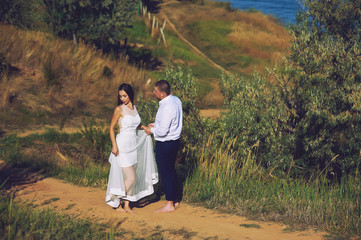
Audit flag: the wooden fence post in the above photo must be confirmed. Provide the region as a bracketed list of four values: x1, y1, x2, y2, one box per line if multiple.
[152, 16, 155, 36]
[160, 28, 166, 47]
[143, 6, 147, 16]
[139, 4, 167, 47]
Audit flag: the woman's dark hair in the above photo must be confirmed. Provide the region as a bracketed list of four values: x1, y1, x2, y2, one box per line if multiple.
[118, 83, 134, 106]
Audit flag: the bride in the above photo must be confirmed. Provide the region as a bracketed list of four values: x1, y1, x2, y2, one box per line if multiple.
[105, 83, 158, 213]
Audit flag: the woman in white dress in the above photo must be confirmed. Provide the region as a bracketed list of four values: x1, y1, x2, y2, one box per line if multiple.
[106, 83, 158, 213]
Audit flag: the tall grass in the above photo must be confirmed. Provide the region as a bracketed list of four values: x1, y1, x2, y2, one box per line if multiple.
[228, 12, 290, 60]
[183, 134, 361, 237]
[59, 163, 109, 189]
[0, 190, 114, 239]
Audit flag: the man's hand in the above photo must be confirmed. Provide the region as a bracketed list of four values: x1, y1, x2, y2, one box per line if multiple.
[143, 125, 153, 135]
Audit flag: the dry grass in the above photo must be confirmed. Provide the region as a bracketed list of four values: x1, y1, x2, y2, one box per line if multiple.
[228, 11, 290, 61]
[199, 109, 228, 119]
[0, 24, 152, 122]
[200, 79, 225, 108]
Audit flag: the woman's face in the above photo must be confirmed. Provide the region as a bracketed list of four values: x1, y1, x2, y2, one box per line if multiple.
[119, 90, 131, 105]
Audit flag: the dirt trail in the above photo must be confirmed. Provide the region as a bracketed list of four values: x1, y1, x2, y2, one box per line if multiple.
[1, 160, 326, 240]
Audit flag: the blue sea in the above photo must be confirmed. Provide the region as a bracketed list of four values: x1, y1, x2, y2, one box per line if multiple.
[227, 0, 302, 24]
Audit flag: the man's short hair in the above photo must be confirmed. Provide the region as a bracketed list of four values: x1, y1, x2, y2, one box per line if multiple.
[155, 80, 171, 95]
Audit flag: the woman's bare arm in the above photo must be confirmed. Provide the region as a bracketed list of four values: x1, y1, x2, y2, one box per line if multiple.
[109, 106, 123, 156]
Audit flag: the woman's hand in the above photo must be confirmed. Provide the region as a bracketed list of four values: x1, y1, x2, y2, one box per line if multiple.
[111, 145, 119, 156]
[143, 125, 152, 135]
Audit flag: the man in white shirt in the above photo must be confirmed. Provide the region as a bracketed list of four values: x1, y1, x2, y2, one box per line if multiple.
[143, 80, 183, 212]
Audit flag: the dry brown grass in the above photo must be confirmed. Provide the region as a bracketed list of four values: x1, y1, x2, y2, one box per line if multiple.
[0, 24, 153, 123]
[227, 11, 290, 61]
[200, 79, 225, 108]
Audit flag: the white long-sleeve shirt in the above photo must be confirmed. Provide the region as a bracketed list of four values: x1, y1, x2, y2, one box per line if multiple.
[151, 94, 183, 142]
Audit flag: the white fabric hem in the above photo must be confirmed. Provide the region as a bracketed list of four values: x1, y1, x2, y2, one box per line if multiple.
[105, 130, 158, 206]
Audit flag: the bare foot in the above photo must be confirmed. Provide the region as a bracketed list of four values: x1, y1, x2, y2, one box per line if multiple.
[123, 206, 135, 214]
[114, 207, 126, 213]
[155, 205, 175, 213]
[160, 201, 180, 207]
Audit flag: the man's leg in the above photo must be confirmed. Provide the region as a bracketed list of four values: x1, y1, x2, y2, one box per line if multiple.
[155, 140, 179, 212]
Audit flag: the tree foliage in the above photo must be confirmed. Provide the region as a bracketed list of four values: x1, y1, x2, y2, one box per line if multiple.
[0, 0, 42, 28]
[43, 0, 138, 51]
[219, 0, 361, 178]
[284, 0, 361, 175]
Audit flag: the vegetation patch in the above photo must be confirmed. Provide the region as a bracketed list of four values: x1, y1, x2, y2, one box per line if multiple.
[0, 191, 112, 239]
[239, 224, 261, 229]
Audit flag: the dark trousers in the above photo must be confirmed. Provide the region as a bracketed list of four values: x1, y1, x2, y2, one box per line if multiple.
[155, 139, 180, 201]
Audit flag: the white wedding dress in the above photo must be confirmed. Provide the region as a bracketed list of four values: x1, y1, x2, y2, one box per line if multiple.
[105, 104, 158, 208]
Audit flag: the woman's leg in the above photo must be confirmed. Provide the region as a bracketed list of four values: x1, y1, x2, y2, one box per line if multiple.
[122, 166, 136, 213]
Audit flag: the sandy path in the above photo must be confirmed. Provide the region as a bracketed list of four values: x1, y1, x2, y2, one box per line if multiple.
[1, 161, 326, 240]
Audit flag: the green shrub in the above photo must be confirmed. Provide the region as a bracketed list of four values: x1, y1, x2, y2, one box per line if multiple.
[219, 72, 294, 174]
[43, 60, 58, 88]
[80, 120, 110, 163]
[279, 0, 361, 176]
[0, 0, 42, 29]
[102, 65, 113, 78]
[136, 94, 158, 126]
[217, 0, 361, 178]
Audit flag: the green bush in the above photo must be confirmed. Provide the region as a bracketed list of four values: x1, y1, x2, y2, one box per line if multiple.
[80, 120, 110, 163]
[0, 0, 42, 29]
[217, 0, 361, 178]
[219, 72, 294, 174]
[136, 94, 158, 126]
[279, 0, 361, 176]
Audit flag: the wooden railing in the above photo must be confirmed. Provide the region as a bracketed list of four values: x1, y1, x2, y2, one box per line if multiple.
[140, 2, 167, 46]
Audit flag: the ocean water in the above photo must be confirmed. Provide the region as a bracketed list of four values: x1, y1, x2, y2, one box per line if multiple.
[228, 0, 302, 24]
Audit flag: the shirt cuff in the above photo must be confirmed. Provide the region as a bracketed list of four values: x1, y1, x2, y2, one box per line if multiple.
[150, 127, 155, 134]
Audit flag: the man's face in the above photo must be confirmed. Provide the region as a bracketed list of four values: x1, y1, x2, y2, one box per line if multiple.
[153, 86, 164, 100]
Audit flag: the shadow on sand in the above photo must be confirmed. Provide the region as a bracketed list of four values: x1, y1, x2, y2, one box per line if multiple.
[0, 160, 45, 194]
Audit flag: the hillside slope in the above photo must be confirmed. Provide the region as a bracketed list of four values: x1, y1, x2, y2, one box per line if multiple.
[148, 0, 290, 106]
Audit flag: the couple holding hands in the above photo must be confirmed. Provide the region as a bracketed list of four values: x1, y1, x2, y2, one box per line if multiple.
[105, 80, 182, 213]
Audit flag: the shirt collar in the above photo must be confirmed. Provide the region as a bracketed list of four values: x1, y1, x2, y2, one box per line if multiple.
[159, 94, 172, 105]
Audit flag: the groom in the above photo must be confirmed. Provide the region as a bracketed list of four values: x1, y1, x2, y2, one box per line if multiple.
[143, 80, 183, 213]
